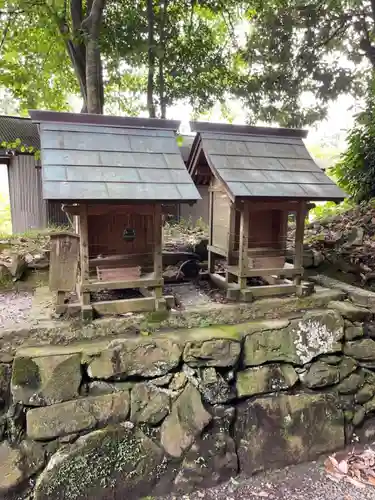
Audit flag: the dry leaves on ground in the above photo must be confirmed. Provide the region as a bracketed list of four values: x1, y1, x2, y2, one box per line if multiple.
[325, 447, 375, 489]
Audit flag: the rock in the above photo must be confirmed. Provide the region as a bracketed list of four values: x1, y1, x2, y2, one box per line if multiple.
[328, 301, 372, 322]
[174, 430, 237, 494]
[237, 364, 298, 398]
[6, 403, 27, 444]
[345, 324, 364, 341]
[0, 263, 12, 282]
[8, 253, 27, 281]
[244, 310, 343, 367]
[355, 416, 375, 443]
[11, 353, 82, 406]
[193, 238, 208, 261]
[27, 391, 130, 440]
[364, 396, 375, 413]
[303, 362, 340, 389]
[87, 337, 181, 379]
[198, 368, 236, 404]
[86, 380, 135, 396]
[337, 372, 365, 394]
[170, 372, 187, 391]
[34, 426, 168, 500]
[364, 323, 375, 339]
[338, 357, 358, 379]
[346, 227, 364, 246]
[130, 383, 170, 425]
[151, 374, 173, 387]
[353, 406, 366, 427]
[355, 384, 375, 404]
[0, 364, 11, 410]
[344, 339, 375, 361]
[183, 332, 241, 368]
[161, 384, 212, 458]
[319, 355, 342, 365]
[0, 440, 45, 494]
[235, 393, 344, 474]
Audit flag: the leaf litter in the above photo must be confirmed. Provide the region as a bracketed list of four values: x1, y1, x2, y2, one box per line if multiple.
[324, 446, 375, 489]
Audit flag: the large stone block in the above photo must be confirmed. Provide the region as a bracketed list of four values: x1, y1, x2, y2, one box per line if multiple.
[244, 310, 344, 366]
[183, 330, 241, 367]
[87, 337, 181, 379]
[328, 301, 372, 322]
[34, 427, 168, 500]
[27, 391, 130, 440]
[237, 364, 298, 398]
[0, 364, 11, 410]
[302, 357, 357, 389]
[0, 440, 45, 494]
[235, 393, 344, 475]
[161, 384, 212, 458]
[344, 339, 375, 361]
[130, 383, 170, 425]
[11, 353, 82, 406]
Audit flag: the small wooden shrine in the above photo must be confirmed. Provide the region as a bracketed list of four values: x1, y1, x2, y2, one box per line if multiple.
[187, 122, 346, 301]
[30, 110, 200, 319]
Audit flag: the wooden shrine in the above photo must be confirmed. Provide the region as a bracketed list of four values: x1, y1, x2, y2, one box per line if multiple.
[187, 121, 346, 301]
[30, 110, 201, 319]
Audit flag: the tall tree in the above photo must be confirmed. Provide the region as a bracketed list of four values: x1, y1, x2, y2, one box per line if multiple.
[238, 0, 373, 126]
[0, 0, 107, 114]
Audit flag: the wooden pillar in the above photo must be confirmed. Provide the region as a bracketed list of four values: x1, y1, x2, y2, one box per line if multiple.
[225, 202, 236, 284]
[79, 203, 92, 320]
[208, 190, 215, 274]
[294, 201, 307, 286]
[153, 204, 165, 309]
[238, 202, 250, 289]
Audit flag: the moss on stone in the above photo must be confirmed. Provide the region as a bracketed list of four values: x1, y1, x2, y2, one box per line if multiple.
[11, 357, 40, 388]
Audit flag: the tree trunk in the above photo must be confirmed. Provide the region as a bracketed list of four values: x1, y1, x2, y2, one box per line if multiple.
[147, 0, 156, 118]
[82, 0, 106, 114]
[158, 0, 168, 119]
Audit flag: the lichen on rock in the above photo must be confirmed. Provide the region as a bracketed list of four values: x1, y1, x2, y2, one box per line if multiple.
[237, 364, 298, 398]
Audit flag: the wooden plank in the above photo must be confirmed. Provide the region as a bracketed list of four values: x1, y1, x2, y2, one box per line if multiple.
[79, 204, 89, 285]
[208, 190, 215, 273]
[245, 200, 301, 212]
[248, 283, 297, 298]
[49, 233, 80, 292]
[82, 275, 163, 292]
[93, 297, 158, 315]
[294, 201, 307, 286]
[226, 265, 303, 278]
[238, 204, 250, 288]
[153, 205, 163, 279]
[64, 203, 157, 217]
[210, 273, 240, 300]
[208, 245, 228, 258]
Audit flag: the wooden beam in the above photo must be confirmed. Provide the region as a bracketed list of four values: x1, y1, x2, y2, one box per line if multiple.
[238, 203, 250, 288]
[207, 245, 228, 258]
[226, 265, 303, 278]
[294, 201, 307, 286]
[93, 297, 158, 316]
[247, 283, 297, 298]
[246, 200, 301, 212]
[210, 273, 240, 300]
[82, 275, 163, 292]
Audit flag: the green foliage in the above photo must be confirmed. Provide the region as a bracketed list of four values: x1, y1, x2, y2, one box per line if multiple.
[309, 199, 353, 222]
[239, 0, 369, 126]
[331, 80, 375, 202]
[1, 139, 40, 160]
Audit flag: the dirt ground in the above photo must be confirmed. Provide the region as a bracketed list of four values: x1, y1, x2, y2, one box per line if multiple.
[159, 457, 375, 500]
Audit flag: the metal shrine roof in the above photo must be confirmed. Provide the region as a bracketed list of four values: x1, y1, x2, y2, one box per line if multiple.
[188, 121, 346, 201]
[29, 110, 201, 202]
[0, 115, 40, 153]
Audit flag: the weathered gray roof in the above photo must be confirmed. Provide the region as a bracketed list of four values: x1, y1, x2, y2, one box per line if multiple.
[189, 122, 345, 201]
[0, 115, 40, 152]
[29, 111, 201, 202]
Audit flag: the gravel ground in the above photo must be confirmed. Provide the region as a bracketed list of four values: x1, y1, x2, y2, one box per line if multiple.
[0, 290, 32, 329]
[159, 458, 375, 500]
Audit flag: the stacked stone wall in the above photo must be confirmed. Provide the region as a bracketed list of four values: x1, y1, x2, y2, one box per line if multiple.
[2, 300, 375, 499]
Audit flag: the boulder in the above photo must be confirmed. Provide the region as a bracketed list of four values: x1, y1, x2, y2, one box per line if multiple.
[183, 332, 241, 368]
[0, 264, 12, 283]
[11, 353, 82, 406]
[244, 310, 344, 367]
[33, 426, 168, 500]
[337, 372, 365, 394]
[130, 383, 170, 425]
[170, 373, 187, 391]
[8, 253, 27, 281]
[344, 339, 375, 361]
[364, 396, 375, 414]
[161, 384, 212, 458]
[198, 367, 236, 404]
[151, 374, 173, 387]
[345, 324, 364, 341]
[303, 362, 340, 389]
[355, 384, 375, 404]
[237, 364, 298, 398]
[328, 301, 372, 322]
[235, 393, 344, 475]
[27, 391, 130, 440]
[87, 337, 181, 379]
[0, 364, 11, 410]
[0, 440, 44, 494]
[352, 406, 366, 427]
